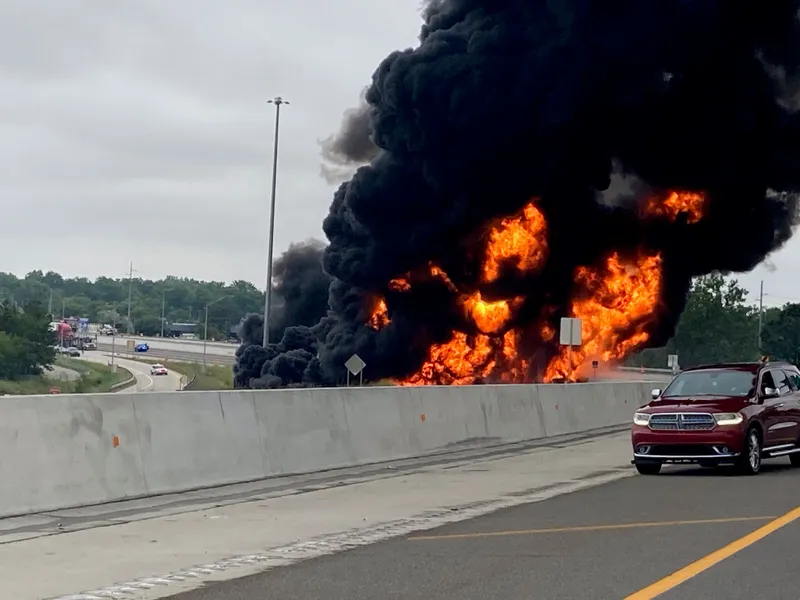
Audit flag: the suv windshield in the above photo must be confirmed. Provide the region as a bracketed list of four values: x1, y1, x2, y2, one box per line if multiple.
[662, 368, 755, 397]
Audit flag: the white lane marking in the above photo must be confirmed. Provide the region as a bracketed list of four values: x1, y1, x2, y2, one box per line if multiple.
[48, 469, 632, 600]
[111, 359, 154, 392]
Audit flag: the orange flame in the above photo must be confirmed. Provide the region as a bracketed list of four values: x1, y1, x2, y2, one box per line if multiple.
[398, 332, 496, 386]
[461, 292, 522, 335]
[389, 277, 411, 291]
[371, 190, 698, 386]
[483, 202, 548, 282]
[644, 191, 706, 223]
[543, 250, 662, 381]
[367, 298, 390, 330]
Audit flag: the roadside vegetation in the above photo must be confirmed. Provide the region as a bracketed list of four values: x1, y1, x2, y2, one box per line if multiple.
[56, 357, 135, 393]
[127, 356, 233, 390]
[629, 273, 797, 369]
[0, 356, 134, 395]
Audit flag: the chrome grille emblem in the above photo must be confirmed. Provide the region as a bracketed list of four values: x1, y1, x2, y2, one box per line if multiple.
[648, 413, 715, 431]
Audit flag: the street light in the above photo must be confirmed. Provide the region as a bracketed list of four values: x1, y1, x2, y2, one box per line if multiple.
[263, 96, 289, 347]
[204, 295, 231, 368]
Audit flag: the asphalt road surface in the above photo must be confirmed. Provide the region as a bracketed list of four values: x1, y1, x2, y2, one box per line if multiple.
[76, 352, 183, 392]
[171, 462, 800, 600]
[96, 343, 236, 365]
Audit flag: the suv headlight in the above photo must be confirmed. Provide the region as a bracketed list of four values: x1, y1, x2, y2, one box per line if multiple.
[713, 412, 744, 426]
[633, 412, 651, 426]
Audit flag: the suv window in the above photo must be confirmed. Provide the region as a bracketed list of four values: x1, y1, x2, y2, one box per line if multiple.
[784, 369, 800, 391]
[772, 370, 793, 395]
[760, 371, 775, 393]
[663, 368, 755, 397]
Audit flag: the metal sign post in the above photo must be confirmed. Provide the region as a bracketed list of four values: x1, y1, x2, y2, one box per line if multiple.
[559, 317, 583, 381]
[667, 354, 679, 375]
[345, 354, 366, 386]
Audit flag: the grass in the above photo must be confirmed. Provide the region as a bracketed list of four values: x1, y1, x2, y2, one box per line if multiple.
[0, 357, 134, 395]
[125, 356, 233, 390]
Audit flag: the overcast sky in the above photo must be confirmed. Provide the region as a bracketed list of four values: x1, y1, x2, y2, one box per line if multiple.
[0, 0, 796, 307]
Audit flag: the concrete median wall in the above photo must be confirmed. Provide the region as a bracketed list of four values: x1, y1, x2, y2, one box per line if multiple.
[0, 381, 652, 518]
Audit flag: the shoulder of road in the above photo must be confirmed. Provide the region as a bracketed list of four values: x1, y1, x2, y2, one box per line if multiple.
[3, 426, 798, 600]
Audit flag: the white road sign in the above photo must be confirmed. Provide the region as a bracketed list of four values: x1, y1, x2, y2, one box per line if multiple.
[559, 317, 582, 346]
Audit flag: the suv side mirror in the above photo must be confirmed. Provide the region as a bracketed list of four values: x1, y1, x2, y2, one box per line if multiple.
[651, 388, 662, 400]
[762, 386, 779, 399]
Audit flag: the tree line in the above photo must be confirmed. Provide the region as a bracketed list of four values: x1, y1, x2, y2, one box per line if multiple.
[2, 269, 799, 373]
[631, 273, 800, 369]
[0, 302, 56, 380]
[0, 270, 264, 340]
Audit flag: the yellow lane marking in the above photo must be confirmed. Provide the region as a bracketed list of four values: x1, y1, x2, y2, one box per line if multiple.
[625, 505, 800, 599]
[408, 515, 774, 541]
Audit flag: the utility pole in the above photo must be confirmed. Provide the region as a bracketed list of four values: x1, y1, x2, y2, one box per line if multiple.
[263, 96, 289, 347]
[126, 262, 135, 334]
[48, 290, 53, 317]
[757, 280, 764, 352]
[204, 295, 231, 369]
[110, 315, 117, 368]
[160, 290, 166, 337]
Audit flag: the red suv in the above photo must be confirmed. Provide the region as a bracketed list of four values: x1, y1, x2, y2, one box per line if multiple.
[631, 361, 800, 475]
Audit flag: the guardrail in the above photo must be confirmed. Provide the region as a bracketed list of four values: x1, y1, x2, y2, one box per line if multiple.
[0, 380, 653, 518]
[109, 371, 136, 392]
[617, 366, 675, 374]
[181, 373, 197, 391]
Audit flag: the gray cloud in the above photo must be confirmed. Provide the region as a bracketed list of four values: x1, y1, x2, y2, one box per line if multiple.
[1, 0, 799, 308]
[0, 0, 420, 283]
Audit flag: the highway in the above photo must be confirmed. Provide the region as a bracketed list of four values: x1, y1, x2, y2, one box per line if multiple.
[76, 352, 183, 392]
[4, 427, 798, 599]
[95, 338, 674, 384]
[96, 336, 236, 366]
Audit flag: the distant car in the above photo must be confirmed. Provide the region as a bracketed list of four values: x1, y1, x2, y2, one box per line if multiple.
[82, 341, 96, 350]
[134, 343, 149, 352]
[60, 346, 80, 357]
[632, 360, 800, 476]
[150, 364, 168, 376]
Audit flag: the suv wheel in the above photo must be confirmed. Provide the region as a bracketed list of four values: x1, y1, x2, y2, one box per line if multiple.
[736, 428, 762, 475]
[635, 462, 661, 475]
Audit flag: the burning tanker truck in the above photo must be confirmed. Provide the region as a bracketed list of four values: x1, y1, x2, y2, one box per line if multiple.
[235, 1, 800, 389]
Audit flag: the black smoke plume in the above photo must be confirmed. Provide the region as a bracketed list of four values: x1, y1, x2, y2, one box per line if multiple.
[233, 241, 331, 388]
[319, 89, 380, 184]
[240, 1, 800, 388]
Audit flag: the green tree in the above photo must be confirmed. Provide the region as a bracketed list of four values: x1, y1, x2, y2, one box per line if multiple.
[761, 303, 800, 365]
[633, 274, 759, 368]
[0, 302, 56, 379]
[0, 271, 269, 339]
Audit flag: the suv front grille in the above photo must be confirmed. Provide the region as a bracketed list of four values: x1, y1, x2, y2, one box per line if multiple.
[649, 413, 715, 431]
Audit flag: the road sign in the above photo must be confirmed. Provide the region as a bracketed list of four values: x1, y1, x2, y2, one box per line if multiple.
[592, 360, 598, 369]
[559, 318, 582, 346]
[668, 354, 679, 374]
[345, 354, 366, 387]
[345, 354, 366, 375]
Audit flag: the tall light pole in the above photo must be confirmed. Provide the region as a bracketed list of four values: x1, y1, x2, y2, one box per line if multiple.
[263, 96, 289, 347]
[126, 262, 137, 335]
[204, 295, 231, 368]
[757, 280, 764, 353]
[160, 290, 166, 338]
